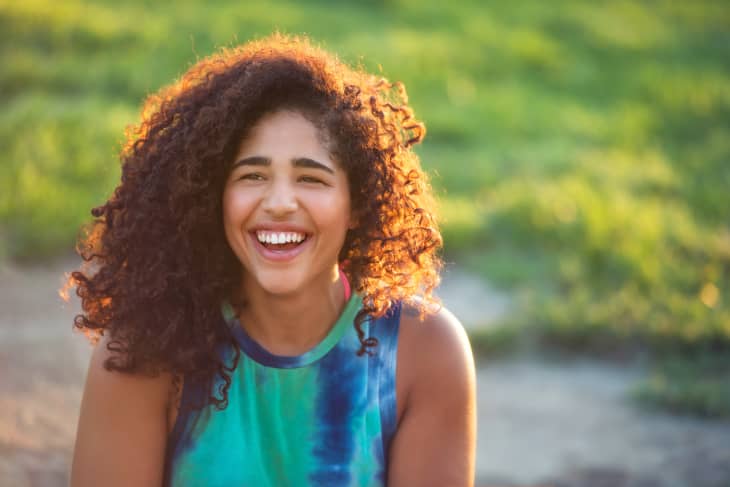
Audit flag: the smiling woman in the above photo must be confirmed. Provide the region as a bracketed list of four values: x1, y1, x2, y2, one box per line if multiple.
[68, 33, 475, 487]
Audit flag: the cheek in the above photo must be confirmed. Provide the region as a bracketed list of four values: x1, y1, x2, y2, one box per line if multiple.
[318, 195, 351, 237]
[222, 187, 254, 225]
[222, 188, 257, 257]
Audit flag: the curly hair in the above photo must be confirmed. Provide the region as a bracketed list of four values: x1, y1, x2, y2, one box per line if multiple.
[68, 33, 442, 409]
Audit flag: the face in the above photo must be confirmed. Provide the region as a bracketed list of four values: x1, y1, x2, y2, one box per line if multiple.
[222, 110, 352, 297]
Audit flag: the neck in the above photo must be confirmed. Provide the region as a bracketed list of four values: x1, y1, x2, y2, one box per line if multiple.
[233, 266, 347, 356]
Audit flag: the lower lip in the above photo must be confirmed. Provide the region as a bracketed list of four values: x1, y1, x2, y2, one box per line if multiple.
[249, 234, 311, 262]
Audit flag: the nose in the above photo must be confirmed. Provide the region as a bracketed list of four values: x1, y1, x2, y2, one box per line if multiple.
[261, 178, 298, 217]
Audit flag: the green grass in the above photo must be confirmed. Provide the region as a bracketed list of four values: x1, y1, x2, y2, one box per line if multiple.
[1, 0, 729, 415]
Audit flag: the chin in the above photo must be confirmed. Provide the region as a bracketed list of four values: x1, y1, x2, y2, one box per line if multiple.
[260, 281, 299, 296]
[252, 270, 304, 296]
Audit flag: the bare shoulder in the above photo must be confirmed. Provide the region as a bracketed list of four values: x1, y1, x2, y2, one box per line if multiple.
[398, 301, 475, 395]
[399, 301, 471, 352]
[389, 302, 477, 486]
[71, 335, 173, 487]
[82, 334, 174, 411]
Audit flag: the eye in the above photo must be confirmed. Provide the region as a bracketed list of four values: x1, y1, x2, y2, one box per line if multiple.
[237, 172, 265, 181]
[299, 175, 326, 185]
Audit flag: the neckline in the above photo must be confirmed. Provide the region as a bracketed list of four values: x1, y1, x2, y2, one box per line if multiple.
[222, 294, 362, 369]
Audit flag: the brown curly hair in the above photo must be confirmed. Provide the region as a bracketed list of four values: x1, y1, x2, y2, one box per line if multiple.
[68, 33, 442, 409]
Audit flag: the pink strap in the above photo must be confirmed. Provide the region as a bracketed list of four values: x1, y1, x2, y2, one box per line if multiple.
[339, 268, 351, 301]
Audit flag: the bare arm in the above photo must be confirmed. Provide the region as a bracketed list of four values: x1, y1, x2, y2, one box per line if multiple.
[71, 336, 172, 487]
[388, 306, 477, 487]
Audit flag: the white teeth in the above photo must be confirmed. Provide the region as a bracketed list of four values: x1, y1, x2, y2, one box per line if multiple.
[256, 231, 306, 245]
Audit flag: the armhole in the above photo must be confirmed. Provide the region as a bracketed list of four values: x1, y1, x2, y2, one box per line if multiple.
[374, 302, 401, 466]
[163, 372, 206, 485]
[165, 373, 192, 458]
[167, 308, 239, 449]
[163, 309, 239, 485]
[167, 375, 187, 444]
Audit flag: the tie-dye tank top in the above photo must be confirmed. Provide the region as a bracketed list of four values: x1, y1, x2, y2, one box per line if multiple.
[164, 294, 401, 486]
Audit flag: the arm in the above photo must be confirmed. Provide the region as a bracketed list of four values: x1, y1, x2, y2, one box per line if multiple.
[71, 336, 173, 487]
[388, 306, 477, 487]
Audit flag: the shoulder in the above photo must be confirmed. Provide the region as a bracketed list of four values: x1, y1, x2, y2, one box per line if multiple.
[83, 334, 175, 408]
[395, 301, 475, 418]
[398, 301, 470, 354]
[71, 335, 174, 486]
[388, 302, 477, 485]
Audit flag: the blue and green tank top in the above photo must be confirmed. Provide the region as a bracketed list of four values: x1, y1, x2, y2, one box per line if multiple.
[164, 294, 401, 486]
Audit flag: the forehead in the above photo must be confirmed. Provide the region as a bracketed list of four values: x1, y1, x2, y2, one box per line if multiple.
[236, 110, 332, 163]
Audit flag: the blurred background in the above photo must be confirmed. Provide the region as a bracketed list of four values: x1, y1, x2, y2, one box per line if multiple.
[1, 1, 729, 486]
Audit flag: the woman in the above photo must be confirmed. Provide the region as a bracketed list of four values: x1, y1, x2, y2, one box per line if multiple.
[70, 34, 475, 486]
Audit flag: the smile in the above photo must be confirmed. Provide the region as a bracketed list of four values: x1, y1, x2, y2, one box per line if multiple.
[250, 229, 311, 260]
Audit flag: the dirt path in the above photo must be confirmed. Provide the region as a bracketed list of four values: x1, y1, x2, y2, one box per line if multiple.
[1, 257, 729, 486]
[475, 357, 730, 487]
[0, 257, 88, 486]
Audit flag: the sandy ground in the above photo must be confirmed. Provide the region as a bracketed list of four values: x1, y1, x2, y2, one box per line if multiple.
[1, 257, 729, 486]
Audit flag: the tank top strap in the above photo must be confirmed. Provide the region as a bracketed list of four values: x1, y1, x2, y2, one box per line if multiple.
[368, 300, 401, 471]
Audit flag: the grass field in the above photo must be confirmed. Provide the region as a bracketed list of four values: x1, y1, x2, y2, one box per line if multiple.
[1, 0, 729, 415]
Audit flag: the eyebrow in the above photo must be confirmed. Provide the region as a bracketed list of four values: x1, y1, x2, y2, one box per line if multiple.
[232, 156, 335, 174]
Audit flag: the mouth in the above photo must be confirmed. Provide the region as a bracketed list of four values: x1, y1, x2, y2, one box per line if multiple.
[251, 229, 310, 253]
